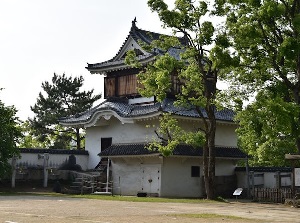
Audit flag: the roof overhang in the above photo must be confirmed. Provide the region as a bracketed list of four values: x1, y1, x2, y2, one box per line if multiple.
[86, 36, 156, 75]
[59, 99, 236, 128]
[60, 109, 162, 128]
[155, 155, 244, 160]
[101, 153, 161, 159]
[87, 55, 156, 75]
[99, 143, 247, 159]
[60, 110, 134, 128]
[168, 114, 236, 125]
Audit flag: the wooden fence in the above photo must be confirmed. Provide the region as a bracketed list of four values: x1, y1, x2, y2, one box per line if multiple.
[252, 188, 293, 203]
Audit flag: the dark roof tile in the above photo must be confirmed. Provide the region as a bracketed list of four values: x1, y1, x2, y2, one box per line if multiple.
[59, 98, 235, 124]
[235, 166, 293, 172]
[19, 148, 89, 155]
[99, 143, 246, 159]
[86, 20, 186, 71]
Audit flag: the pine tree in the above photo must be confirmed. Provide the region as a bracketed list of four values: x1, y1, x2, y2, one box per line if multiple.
[30, 73, 101, 150]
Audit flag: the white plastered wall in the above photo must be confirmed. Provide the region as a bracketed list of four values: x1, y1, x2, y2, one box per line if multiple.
[215, 124, 238, 147]
[14, 153, 88, 170]
[215, 159, 237, 176]
[160, 157, 203, 198]
[85, 117, 159, 169]
[177, 119, 237, 147]
[236, 171, 292, 189]
[110, 156, 162, 196]
[160, 157, 237, 198]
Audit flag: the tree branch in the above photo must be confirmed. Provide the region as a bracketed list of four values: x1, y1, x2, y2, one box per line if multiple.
[154, 130, 168, 143]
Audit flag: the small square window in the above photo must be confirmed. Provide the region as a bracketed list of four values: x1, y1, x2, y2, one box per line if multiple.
[191, 166, 200, 177]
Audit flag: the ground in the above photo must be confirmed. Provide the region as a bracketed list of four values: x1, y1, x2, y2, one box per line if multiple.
[0, 181, 299, 222]
[0, 195, 300, 223]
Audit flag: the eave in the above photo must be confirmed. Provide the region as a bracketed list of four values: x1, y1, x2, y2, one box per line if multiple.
[99, 143, 247, 159]
[86, 54, 156, 74]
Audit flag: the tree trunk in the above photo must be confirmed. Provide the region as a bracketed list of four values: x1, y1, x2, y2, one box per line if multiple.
[203, 104, 217, 200]
[292, 84, 300, 154]
[76, 128, 81, 150]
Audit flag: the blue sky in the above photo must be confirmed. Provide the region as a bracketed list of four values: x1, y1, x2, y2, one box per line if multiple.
[0, 0, 172, 120]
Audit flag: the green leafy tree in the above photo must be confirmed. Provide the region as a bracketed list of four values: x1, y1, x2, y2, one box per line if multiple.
[216, 0, 300, 165]
[0, 96, 22, 178]
[127, 0, 233, 199]
[18, 120, 49, 148]
[236, 87, 299, 166]
[30, 73, 101, 150]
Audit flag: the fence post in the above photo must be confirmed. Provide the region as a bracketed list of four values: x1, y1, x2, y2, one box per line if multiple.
[275, 171, 280, 189]
[106, 159, 110, 193]
[246, 156, 250, 198]
[11, 156, 17, 188]
[81, 175, 84, 195]
[43, 153, 49, 188]
[91, 176, 94, 193]
[250, 171, 255, 199]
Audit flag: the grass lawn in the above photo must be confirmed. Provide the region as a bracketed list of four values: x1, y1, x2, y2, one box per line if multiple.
[0, 179, 229, 203]
[0, 190, 224, 203]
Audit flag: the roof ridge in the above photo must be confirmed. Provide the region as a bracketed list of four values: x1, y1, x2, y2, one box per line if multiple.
[87, 19, 187, 69]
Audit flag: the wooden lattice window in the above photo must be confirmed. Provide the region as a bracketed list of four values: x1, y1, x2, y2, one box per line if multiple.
[104, 77, 116, 97]
[171, 74, 181, 95]
[118, 74, 138, 96]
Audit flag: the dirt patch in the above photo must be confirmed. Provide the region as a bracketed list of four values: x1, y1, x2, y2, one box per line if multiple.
[0, 180, 299, 222]
[0, 194, 299, 223]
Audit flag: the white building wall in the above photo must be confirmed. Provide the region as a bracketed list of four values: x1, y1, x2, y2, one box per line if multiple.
[175, 120, 237, 147]
[110, 157, 162, 196]
[215, 159, 237, 176]
[215, 124, 238, 147]
[85, 116, 238, 169]
[15, 152, 88, 170]
[111, 160, 143, 196]
[160, 157, 203, 198]
[262, 172, 291, 188]
[85, 126, 102, 169]
[85, 118, 158, 169]
[236, 171, 292, 189]
[280, 174, 292, 187]
[264, 173, 275, 188]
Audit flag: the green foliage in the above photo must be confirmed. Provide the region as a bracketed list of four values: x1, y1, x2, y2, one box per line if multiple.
[124, 50, 141, 68]
[215, 0, 300, 165]
[216, 0, 300, 91]
[18, 120, 48, 148]
[149, 113, 205, 156]
[30, 73, 101, 150]
[236, 89, 299, 166]
[138, 53, 183, 101]
[0, 97, 22, 178]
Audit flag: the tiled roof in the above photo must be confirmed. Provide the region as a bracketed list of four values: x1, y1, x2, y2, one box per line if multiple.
[19, 148, 89, 155]
[235, 166, 293, 172]
[86, 54, 155, 71]
[86, 19, 186, 71]
[99, 143, 247, 159]
[99, 144, 158, 156]
[59, 98, 235, 125]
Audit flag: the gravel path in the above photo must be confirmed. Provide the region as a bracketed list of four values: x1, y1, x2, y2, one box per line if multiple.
[0, 195, 299, 223]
